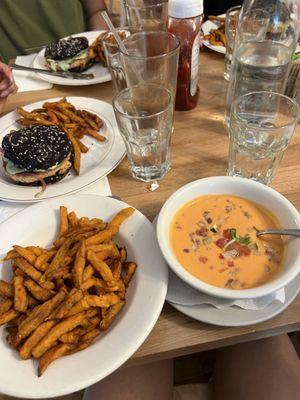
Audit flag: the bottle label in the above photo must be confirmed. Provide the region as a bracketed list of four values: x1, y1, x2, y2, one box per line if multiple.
[190, 32, 200, 97]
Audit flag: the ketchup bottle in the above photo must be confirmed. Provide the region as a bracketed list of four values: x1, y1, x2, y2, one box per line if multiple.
[168, 0, 203, 111]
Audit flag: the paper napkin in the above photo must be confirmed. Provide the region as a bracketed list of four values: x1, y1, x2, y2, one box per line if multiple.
[0, 177, 112, 224]
[13, 54, 53, 93]
[166, 270, 285, 311]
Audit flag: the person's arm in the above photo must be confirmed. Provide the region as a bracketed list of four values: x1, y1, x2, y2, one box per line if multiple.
[81, 0, 108, 30]
[0, 62, 17, 99]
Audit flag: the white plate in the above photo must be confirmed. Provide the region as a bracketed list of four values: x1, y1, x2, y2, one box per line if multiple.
[202, 16, 226, 55]
[168, 271, 300, 327]
[33, 31, 111, 86]
[0, 194, 168, 398]
[0, 96, 126, 203]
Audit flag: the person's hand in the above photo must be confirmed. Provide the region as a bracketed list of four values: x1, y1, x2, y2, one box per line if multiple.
[0, 62, 18, 99]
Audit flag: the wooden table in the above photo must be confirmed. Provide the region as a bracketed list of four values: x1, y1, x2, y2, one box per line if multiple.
[4, 51, 300, 368]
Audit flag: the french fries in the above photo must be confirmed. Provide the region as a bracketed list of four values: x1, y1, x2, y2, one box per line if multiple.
[0, 206, 137, 376]
[88, 31, 127, 66]
[14, 98, 106, 177]
[204, 16, 227, 47]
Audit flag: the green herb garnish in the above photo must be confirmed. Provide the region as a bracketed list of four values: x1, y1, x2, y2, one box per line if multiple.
[203, 237, 213, 245]
[238, 235, 251, 245]
[229, 228, 237, 240]
[249, 242, 259, 254]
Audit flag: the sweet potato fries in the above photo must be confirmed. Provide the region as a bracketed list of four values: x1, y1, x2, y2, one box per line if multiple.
[0, 206, 137, 376]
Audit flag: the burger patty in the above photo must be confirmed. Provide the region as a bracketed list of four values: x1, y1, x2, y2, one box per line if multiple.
[2, 125, 72, 171]
[3, 154, 72, 184]
[45, 37, 89, 60]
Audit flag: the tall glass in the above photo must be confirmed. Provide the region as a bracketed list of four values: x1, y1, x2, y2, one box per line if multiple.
[225, 0, 300, 125]
[120, 31, 180, 102]
[113, 83, 173, 183]
[228, 91, 299, 185]
[124, 0, 168, 32]
[102, 29, 130, 94]
[224, 6, 241, 81]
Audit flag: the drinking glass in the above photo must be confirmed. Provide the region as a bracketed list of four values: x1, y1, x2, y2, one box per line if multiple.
[113, 83, 174, 183]
[225, 0, 300, 126]
[102, 29, 131, 94]
[120, 31, 180, 102]
[224, 6, 241, 81]
[124, 0, 168, 32]
[228, 91, 299, 185]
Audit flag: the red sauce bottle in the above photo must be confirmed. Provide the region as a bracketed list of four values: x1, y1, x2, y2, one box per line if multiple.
[168, 0, 203, 111]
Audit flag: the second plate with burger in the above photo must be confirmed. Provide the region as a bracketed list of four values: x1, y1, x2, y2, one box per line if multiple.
[33, 31, 111, 86]
[0, 96, 126, 202]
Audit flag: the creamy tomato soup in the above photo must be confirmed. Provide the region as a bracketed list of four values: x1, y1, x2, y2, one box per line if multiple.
[170, 195, 284, 289]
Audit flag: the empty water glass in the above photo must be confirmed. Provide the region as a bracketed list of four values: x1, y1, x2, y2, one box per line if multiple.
[224, 5, 241, 81]
[120, 31, 180, 102]
[228, 91, 299, 185]
[113, 83, 174, 183]
[102, 29, 130, 94]
[124, 0, 168, 32]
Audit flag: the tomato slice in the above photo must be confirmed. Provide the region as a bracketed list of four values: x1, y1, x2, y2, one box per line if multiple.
[215, 238, 229, 248]
[223, 229, 231, 240]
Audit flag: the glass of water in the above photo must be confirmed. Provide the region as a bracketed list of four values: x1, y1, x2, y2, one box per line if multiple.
[224, 6, 241, 81]
[228, 91, 299, 185]
[113, 83, 173, 183]
[124, 0, 168, 33]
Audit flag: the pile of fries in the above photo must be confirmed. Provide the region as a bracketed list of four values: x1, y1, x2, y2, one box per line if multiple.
[0, 206, 137, 376]
[16, 98, 105, 175]
[204, 15, 226, 47]
[88, 32, 107, 65]
[88, 31, 127, 66]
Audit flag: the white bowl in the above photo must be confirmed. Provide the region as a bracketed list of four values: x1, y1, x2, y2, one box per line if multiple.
[157, 176, 300, 299]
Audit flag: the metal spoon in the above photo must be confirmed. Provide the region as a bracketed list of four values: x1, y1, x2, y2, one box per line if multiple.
[254, 227, 300, 238]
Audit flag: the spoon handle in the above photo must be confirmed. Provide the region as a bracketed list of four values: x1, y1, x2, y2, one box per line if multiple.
[256, 229, 300, 237]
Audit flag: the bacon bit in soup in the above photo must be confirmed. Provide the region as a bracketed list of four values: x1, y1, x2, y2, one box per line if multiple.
[199, 256, 208, 264]
[183, 248, 190, 253]
[196, 227, 207, 237]
[225, 205, 233, 213]
[243, 211, 251, 218]
[203, 211, 212, 224]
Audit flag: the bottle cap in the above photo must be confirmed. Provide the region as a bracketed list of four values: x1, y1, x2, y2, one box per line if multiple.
[168, 0, 203, 19]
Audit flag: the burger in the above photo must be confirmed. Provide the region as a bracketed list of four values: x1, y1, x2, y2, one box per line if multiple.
[2, 125, 73, 186]
[44, 36, 93, 72]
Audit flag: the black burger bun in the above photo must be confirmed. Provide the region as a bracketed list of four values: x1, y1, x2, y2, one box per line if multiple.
[2, 125, 72, 171]
[2, 125, 73, 186]
[45, 37, 89, 60]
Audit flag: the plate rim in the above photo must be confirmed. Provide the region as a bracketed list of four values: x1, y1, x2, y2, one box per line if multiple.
[168, 273, 300, 327]
[0, 96, 126, 203]
[0, 194, 168, 398]
[32, 30, 111, 86]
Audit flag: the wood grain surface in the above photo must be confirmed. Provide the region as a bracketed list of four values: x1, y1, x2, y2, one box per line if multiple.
[2, 50, 300, 399]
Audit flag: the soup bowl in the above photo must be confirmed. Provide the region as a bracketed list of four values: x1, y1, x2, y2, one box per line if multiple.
[156, 176, 300, 299]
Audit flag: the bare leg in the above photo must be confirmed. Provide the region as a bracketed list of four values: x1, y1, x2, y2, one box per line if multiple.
[84, 360, 173, 400]
[214, 334, 300, 400]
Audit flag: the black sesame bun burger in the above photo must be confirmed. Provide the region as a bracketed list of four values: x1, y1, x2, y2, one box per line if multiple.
[2, 125, 73, 186]
[44, 37, 93, 72]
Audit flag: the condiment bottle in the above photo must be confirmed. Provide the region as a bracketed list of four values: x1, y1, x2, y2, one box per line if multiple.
[168, 0, 203, 111]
